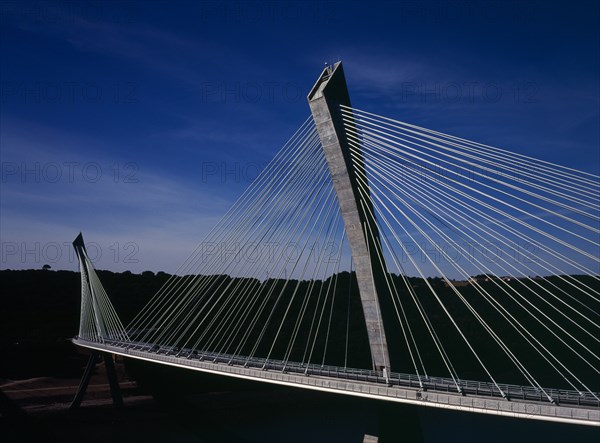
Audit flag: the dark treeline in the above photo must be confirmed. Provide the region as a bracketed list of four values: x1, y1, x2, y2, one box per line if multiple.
[1, 269, 598, 392]
[0, 269, 168, 378]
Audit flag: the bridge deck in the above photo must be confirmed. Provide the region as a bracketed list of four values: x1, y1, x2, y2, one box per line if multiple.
[73, 338, 599, 426]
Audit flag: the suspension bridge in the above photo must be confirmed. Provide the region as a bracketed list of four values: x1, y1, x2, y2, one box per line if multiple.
[71, 62, 600, 427]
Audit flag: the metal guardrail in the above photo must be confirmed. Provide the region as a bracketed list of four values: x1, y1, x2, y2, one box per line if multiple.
[82, 337, 600, 410]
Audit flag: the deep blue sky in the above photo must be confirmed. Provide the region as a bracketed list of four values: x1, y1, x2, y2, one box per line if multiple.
[1, 0, 598, 272]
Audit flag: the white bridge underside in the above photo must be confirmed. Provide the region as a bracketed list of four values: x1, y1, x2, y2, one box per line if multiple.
[73, 339, 599, 427]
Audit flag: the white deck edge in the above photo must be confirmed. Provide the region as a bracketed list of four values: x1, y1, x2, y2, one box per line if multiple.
[73, 339, 599, 427]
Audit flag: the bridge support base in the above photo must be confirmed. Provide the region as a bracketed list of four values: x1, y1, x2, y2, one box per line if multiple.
[70, 351, 123, 409]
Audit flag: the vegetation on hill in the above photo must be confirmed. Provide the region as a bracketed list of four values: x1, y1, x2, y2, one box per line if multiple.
[1, 269, 597, 392]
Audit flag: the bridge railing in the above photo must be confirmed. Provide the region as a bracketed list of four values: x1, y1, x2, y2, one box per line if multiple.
[90, 337, 600, 409]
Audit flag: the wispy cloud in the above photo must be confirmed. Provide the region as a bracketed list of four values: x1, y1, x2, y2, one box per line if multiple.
[6, 5, 211, 88]
[0, 119, 231, 272]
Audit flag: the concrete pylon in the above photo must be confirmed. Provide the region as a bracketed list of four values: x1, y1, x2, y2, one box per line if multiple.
[73, 232, 107, 339]
[308, 62, 391, 379]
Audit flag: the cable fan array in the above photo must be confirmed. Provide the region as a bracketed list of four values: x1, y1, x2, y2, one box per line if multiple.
[126, 118, 366, 369]
[340, 105, 599, 400]
[76, 106, 599, 402]
[76, 244, 129, 343]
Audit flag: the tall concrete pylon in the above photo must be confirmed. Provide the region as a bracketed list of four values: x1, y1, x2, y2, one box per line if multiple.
[308, 62, 391, 380]
[73, 232, 107, 339]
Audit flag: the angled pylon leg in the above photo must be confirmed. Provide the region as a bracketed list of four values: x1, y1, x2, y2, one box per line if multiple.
[70, 352, 100, 409]
[70, 351, 123, 409]
[102, 352, 123, 407]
